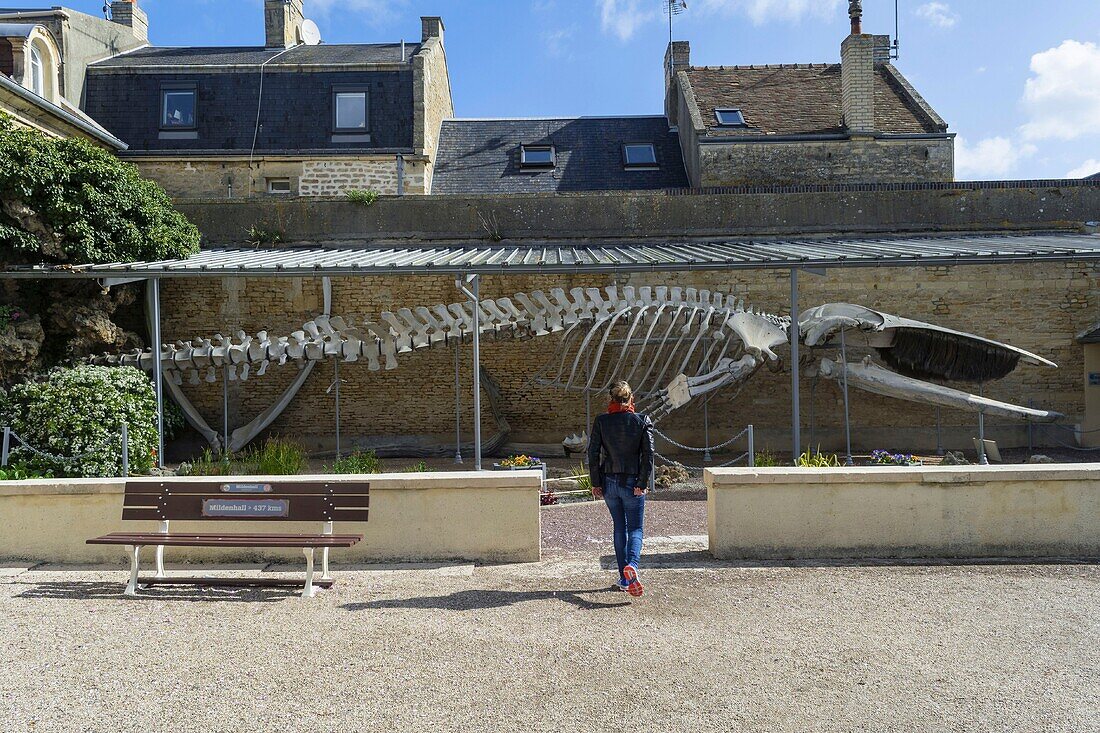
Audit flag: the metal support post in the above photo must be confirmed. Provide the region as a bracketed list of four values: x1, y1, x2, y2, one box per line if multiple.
[151, 278, 165, 469]
[584, 349, 592, 431]
[222, 368, 229, 455]
[703, 349, 712, 462]
[456, 274, 482, 471]
[936, 407, 944, 455]
[747, 424, 755, 467]
[1027, 399, 1034, 456]
[2, 426, 10, 466]
[978, 383, 988, 465]
[121, 423, 129, 477]
[790, 269, 801, 463]
[334, 359, 342, 460]
[454, 345, 463, 464]
[840, 328, 854, 466]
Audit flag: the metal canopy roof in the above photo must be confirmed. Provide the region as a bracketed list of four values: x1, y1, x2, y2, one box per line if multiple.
[3, 232, 1099, 279]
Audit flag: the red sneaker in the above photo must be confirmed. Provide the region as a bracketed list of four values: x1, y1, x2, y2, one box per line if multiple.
[622, 564, 644, 597]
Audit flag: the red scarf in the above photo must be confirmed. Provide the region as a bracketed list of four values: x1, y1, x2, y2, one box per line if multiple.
[608, 399, 635, 414]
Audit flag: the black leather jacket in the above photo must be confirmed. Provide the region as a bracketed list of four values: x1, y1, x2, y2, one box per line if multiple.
[588, 411, 655, 489]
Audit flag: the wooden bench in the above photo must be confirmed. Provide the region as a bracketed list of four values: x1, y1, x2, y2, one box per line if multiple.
[87, 480, 368, 598]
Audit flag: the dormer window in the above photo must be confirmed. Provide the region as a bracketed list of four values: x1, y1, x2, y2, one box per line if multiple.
[520, 144, 555, 169]
[715, 108, 747, 127]
[623, 142, 658, 169]
[28, 46, 43, 96]
[161, 87, 196, 130]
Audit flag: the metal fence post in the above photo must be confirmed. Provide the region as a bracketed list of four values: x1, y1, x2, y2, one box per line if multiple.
[121, 423, 129, 477]
[1, 426, 9, 467]
[747, 424, 755, 467]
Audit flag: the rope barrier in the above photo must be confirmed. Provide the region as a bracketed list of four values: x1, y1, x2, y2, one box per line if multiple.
[652, 426, 750, 453]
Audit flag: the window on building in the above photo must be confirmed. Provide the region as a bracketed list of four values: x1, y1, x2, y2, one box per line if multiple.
[267, 178, 292, 194]
[333, 90, 369, 131]
[28, 46, 43, 96]
[520, 145, 555, 169]
[623, 143, 658, 168]
[715, 108, 747, 127]
[161, 88, 196, 129]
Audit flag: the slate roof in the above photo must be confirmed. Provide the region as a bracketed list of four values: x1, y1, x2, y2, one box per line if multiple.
[90, 43, 419, 69]
[684, 63, 946, 137]
[1087, 172, 1100, 181]
[432, 117, 689, 194]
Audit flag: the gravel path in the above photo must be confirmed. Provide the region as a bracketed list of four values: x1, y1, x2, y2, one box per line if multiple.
[2, 554, 1098, 732]
[541, 495, 707, 554]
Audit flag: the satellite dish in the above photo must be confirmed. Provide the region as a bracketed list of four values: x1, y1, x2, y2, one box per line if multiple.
[301, 19, 322, 46]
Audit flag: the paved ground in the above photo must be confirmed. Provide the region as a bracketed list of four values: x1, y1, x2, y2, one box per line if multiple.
[2, 531, 1098, 733]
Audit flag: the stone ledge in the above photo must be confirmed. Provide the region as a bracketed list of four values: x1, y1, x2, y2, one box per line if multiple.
[0, 470, 543, 497]
[706, 464, 1100, 486]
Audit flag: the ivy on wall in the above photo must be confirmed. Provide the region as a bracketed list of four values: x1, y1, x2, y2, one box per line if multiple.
[0, 114, 200, 265]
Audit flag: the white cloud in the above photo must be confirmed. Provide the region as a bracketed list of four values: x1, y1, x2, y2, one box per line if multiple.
[955, 136, 1037, 179]
[1067, 159, 1100, 179]
[543, 27, 576, 59]
[598, 0, 657, 41]
[915, 2, 958, 29]
[597, 0, 840, 40]
[693, 0, 841, 26]
[1020, 40, 1100, 141]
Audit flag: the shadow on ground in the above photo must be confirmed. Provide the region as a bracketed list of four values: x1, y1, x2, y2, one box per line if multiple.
[343, 586, 631, 612]
[597, 551, 1100, 570]
[16, 581, 298, 603]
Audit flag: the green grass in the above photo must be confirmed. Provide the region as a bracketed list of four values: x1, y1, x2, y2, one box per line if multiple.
[796, 449, 841, 468]
[180, 439, 305, 476]
[346, 189, 379, 206]
[328, 450, 383, 475]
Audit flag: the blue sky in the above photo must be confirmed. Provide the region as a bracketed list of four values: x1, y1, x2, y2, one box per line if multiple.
[73, 0, 1100, 180]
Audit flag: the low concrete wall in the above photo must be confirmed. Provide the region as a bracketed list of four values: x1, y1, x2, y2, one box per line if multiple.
[706, 465, 1100, 560]
[0, 472, 541, 565]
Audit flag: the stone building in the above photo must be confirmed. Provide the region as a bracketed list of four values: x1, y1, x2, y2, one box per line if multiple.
[0, 4, 133, 148]
[81, 1, 453, 198]
[665, 3, 953, 187]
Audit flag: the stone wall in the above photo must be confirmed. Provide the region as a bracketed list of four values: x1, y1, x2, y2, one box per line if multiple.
[696, 136, 954, 187]
[0, 472, 542, 564]
[707, 465, 1100, 559]
[158, 259, 1097, 455]
[127, 154, 430, 199]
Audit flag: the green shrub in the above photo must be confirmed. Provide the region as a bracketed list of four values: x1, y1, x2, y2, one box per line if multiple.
[401, 461, 431, 473]
[242, 438, 305, 475]
[179, 448, 231, 477]
[346, 189, 379, 206]
[2, 365, 158, 477]
[796, 449, 841, 468]
[0, 115, 199, 265]
[753, 450, 783, 467]
[573, 463, 592, 493]
[245, 225, 283, 246]
[328, 449, 383, 475]
[0, 463, 53, 480]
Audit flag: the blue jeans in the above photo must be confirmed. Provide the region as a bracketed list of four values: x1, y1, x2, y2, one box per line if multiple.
[603, 473, 645, 580]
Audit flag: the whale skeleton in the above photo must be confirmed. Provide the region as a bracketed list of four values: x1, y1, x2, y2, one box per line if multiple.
[98, 285, 1060, 453]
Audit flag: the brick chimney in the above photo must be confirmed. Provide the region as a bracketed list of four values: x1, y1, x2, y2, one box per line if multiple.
[110, 0, 148, 43]
[421, 16, 444, 44]
[664, 41, 690, 126]
[265, 0, 305, 49]
[841, 0, 875, 135]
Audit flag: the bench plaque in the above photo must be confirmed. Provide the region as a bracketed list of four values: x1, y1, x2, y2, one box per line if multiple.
[220, 483, 274, 494]
[202, 498, 289, 518]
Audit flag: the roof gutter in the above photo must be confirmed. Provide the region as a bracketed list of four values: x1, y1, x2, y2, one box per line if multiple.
[0, 74, 127, 150]
[698, 132, 955, 145]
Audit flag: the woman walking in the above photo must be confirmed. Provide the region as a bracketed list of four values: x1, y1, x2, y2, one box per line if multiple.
[588, 380, 654, 597]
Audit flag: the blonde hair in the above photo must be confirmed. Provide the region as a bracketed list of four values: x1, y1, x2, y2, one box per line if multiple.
[609, 380, 633, 404]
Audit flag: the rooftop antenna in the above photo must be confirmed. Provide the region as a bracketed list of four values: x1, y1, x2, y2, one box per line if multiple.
[892, 0, 901, 59]
[666, 0, 687, 72]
